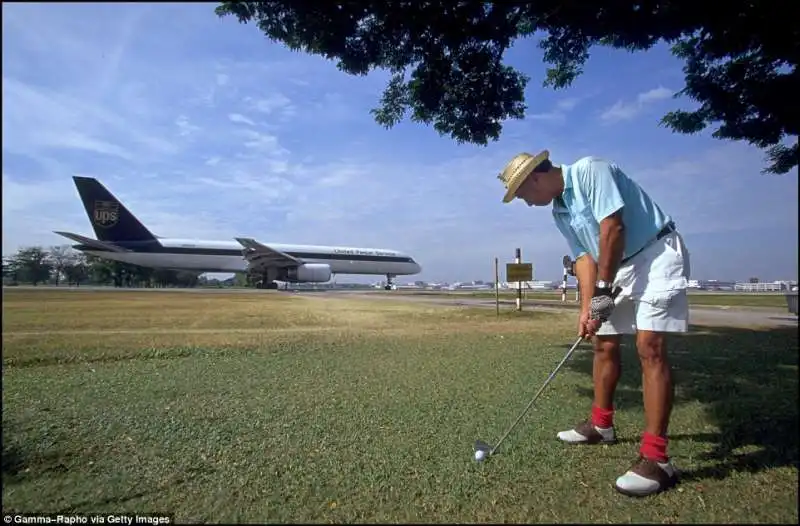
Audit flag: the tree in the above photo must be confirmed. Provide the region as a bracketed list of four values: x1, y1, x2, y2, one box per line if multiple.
[234, 272, 250, 288]
[3, 256, 20, 285]
[133, 265, 155, 287]
[9, 247, 53, 285]
[62, 252, 90, 287]
[85, 255, 116, 285]
[47, 245, 76, 286]
[153, 269, 177, 288]
[174, 271, 201, 288]
[216, 1, 799, 174]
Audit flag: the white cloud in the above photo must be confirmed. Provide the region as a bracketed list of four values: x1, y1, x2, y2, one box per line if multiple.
[600, 86, 673, 123]
[556, 98, 580, 111]
[240, 129, 288, 157]
[175, 115, 201, 137]
[526, 97, 583, 123]
[228, 113, 256, 126]
[527, 111, 563, 122]
[638, 86, 673, 104]
[245, 94, 296, 119]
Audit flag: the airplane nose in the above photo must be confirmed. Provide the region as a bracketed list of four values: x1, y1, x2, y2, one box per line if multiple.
[414, 262, 422, 273]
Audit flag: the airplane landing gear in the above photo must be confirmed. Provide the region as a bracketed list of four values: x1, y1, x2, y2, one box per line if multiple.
[256, 270, 279, 289]
[384, 274, 395, 291]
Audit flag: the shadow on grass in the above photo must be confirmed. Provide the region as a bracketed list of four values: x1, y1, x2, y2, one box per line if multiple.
[564, 325, 799, 482]
[2, 424, 155, 514]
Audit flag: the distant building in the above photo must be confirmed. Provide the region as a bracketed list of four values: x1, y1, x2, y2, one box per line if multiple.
[734, 281, 794, 292]
[688, 279, 797, 292]
[527, 280, 558, 290]
[498, 280, 560, 290]
[694, 280, 737, 291]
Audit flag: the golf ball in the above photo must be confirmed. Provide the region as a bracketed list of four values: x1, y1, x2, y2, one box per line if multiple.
[474, 450, 486, 462]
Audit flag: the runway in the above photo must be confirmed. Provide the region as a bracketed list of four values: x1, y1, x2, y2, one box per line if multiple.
[3, 285, 274, 294]
[5, 285, 797, 328]
[309, 290, 799, 329]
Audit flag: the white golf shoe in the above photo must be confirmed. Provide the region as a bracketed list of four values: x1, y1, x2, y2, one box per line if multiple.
[556, 419, 617, 445]
[614, 456, 679, 497]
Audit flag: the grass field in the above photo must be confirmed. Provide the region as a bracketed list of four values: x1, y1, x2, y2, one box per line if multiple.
[394, 289, 794, 309]
[3, 289, 798, 523]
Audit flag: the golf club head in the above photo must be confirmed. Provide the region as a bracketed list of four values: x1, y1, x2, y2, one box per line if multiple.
[474, 440, 493, 454]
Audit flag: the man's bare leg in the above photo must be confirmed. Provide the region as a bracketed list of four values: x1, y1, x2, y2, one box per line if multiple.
[613, 329, 678, 497]
[593, 335, 622, 410]
[556, 335, 621, 444]
[637, 330, 673, 454]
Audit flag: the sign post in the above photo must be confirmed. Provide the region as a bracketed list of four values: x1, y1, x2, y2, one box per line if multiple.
[506, 250, 533, 312]
[515, 248, 522, 311]
[494, 257, 500, 317]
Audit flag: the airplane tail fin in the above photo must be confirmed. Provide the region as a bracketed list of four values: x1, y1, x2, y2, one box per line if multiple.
[72, 176, 157, 243]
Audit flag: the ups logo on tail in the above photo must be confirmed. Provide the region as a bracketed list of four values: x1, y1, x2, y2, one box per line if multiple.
[93, 200, 119, 228]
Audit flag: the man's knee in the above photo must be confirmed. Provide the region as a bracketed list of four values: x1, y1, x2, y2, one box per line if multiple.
[636, 331, 668, 365]
[594, 335, 622, 361]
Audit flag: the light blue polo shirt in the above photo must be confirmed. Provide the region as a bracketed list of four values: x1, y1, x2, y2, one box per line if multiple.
[552, 156, 673, 262]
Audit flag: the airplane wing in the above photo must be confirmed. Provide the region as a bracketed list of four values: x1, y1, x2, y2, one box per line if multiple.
[54, 231, 131, 252]
[235, 237, 301, 270]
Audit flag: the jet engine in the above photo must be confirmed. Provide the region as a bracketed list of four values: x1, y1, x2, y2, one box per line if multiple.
[285, 263, 332, 283]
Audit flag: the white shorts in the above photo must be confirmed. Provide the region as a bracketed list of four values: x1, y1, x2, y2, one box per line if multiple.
[597, 230, 691, 335]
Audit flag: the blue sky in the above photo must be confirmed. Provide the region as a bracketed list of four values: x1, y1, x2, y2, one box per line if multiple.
[2, 2, 798, 283]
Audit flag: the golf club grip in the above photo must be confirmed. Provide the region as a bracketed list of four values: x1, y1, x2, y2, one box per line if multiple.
[588, 286, 623, 324]
[593, 286, 624, 314]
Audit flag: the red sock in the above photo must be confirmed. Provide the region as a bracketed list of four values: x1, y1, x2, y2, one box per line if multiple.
[640, 432, 668, 463]
[590, 404, 614, 428]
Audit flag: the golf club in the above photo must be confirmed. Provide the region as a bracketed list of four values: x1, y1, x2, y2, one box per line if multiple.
[474, 286, 623, 461]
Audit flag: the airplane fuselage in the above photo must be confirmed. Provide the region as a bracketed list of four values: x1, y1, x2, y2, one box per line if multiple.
[75, 238, 421, 276]
[57, 175, 422, 286]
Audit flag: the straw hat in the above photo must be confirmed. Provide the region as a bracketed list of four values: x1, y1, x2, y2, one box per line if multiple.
[497, 150, 550, 203]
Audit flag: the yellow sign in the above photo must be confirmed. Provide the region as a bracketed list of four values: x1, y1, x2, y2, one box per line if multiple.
[506, 263, 533, 282]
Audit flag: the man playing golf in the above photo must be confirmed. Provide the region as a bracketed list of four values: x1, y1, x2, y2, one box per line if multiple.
[497, 150, 691, 497]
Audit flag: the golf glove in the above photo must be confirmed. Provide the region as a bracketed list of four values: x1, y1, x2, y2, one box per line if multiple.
[590, 290, 616, 322]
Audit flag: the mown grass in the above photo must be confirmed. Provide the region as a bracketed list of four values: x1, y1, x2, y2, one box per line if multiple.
[393, 289, 793, 309]
[2, 289, 798, 523]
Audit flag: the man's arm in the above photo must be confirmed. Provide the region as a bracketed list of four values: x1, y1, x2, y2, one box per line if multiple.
[554, 214, 595, 316]
[580, 160, 626, 287]
[574, 253, 597, 312]
[598, 210, 625, 283]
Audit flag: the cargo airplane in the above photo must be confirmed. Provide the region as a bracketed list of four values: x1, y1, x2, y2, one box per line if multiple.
[55, 176, 422, 289]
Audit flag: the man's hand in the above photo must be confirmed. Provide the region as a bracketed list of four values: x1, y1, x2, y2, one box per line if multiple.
[578, 287, 618, 339]
[578, 308, 602, 339]
[590, 289, 616, 322]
